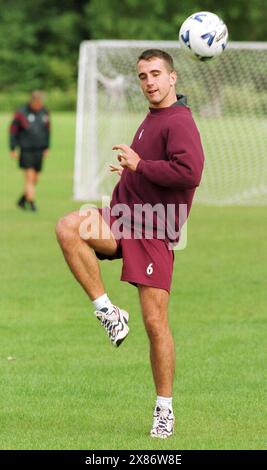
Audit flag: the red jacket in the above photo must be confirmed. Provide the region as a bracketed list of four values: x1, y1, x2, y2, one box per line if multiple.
[111, 96, 205, 244]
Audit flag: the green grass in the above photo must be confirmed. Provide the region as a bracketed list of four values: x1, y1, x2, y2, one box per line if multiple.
[0, 113, 267, 450]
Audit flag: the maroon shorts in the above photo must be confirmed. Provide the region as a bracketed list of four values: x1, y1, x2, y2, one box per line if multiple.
[96, 207, 174, 293]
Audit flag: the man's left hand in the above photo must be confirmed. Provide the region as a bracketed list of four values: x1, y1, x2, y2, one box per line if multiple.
[112, 144, 140, 172]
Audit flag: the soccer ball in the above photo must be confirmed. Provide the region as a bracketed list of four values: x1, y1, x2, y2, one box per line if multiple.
[179, 11, 228, 61]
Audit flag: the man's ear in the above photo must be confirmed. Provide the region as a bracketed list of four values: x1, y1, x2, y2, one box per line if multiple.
[170, 71, 177, 86]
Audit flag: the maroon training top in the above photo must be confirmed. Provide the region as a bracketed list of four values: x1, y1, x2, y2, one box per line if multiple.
[111, 95, 205, 244]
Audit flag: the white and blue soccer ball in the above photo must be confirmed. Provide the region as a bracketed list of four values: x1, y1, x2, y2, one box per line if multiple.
[179, 11, 228, 61]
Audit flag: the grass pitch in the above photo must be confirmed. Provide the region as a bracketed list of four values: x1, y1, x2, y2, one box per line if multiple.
[0, 113, 266, 450]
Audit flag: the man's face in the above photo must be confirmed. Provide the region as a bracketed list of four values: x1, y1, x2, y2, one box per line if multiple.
[29, 99, 43, 112]
[137, 57, 177, 107]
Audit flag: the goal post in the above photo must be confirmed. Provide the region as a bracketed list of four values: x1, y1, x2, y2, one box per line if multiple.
[74, 42, 98, 199]
[74, 40, 267, 205]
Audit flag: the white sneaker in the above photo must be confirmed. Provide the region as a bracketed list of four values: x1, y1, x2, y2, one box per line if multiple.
[150, 406, 175, 439]
[94, 306, 129, 347]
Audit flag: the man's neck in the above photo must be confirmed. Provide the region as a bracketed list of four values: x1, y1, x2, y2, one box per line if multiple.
[149, 91, 177, 109]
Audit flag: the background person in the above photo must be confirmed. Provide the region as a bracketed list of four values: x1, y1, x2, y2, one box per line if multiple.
[9, 90, 51, 211]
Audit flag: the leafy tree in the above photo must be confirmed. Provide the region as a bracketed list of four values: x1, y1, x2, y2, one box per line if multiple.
[0, 0, 266, 100]
[85, 0, 267, 41]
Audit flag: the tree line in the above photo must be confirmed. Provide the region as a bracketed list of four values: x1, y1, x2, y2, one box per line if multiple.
[0, 0, 266, 105]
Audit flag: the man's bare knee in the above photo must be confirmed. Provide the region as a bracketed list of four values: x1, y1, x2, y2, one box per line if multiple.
[55, 213, 80, 246]
[143, 310, 169, 340]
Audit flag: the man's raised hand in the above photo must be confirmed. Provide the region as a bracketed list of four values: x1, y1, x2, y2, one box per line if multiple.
[112, 144, 140, 172]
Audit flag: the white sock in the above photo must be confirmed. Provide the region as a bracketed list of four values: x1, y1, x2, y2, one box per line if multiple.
[156, 395, 173, 412]
[92, 293, 113, 313]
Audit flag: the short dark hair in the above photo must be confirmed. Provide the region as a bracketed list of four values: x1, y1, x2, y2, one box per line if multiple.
[30, 90, 44, 102]
[137, 49, 174, 72]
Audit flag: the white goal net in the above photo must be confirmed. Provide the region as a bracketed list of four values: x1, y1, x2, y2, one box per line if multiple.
[74, 40, 267, 205]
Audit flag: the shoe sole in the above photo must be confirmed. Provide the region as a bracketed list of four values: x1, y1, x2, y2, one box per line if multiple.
[150, 431, 173, 439]
[114, 309, 129, 347]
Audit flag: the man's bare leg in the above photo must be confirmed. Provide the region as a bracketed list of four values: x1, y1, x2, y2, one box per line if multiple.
[138, 285, 175, 438]
[56, 208, 129, 347]
[55, 209, 117, 300]
[138, 286, 175, 396]
[24, 168, 38, 202]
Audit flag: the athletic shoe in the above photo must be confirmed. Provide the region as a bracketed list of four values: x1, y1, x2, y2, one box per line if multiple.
[17, 195, 26, 210]
[150, 405, 175, 439]
[94, 306, 129, 347]
[29, 201, 37, 212]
